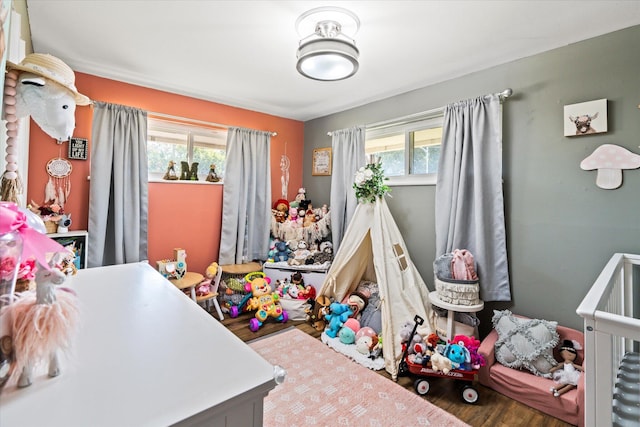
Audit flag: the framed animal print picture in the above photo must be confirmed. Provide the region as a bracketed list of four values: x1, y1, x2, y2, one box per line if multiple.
[564, 99, 607, 137]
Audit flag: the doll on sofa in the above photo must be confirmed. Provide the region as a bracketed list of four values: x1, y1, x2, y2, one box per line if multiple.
[549, 339, 584, 397]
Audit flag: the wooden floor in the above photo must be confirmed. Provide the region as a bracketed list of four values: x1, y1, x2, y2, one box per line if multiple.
[218, 309, 573, 427]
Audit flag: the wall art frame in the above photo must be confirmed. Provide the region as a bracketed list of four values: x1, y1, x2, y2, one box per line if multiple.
[68, 137, 88, 160]
[312, 147, 332, 176]
[564, 99, 608, 137]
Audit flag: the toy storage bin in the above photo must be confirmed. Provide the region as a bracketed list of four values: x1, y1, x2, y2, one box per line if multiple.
[218, 262, 262, 314]
[219, 262, 262, 290]
[434, 275, 480, 306]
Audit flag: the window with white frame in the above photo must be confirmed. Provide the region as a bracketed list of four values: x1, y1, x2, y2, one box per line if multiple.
[365, 114, 443, 185]
[147, 118, 227, 181]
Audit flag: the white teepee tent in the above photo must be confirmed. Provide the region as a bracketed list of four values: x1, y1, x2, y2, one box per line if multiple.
[318, 197, 434, 379]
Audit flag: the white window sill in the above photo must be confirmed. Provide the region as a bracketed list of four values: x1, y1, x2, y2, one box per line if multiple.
[148, 178, 223, 185]
[387, 174, 437, 187]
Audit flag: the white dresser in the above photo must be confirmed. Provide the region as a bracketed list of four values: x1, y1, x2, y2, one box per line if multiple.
[0, 262, 277, 427]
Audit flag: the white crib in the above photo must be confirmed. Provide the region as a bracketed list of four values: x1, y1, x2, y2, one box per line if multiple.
[577, 253, 640, 427]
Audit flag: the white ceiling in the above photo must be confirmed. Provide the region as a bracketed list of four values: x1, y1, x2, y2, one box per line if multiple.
[25, 1, 640, 122]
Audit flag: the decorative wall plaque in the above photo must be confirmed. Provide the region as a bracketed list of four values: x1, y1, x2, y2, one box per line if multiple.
[68, 137, 88, 160]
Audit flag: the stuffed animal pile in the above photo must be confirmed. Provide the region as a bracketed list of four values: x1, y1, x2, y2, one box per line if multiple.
[313, 281, 386, 363]
[266, 238, 333, 266]
[273, 272, 316, 301]
[269, 189, 332, 253]
[399, 321, 486, 374]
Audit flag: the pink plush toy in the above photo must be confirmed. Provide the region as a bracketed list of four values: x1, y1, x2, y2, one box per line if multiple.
[451, 334, 485, 369]
[343, 318, 361, 334]
[288, 207, 298, 222]
[196, 281, 211, 297]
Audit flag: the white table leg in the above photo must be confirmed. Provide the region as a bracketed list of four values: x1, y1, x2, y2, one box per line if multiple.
[447, 309, 454, 340]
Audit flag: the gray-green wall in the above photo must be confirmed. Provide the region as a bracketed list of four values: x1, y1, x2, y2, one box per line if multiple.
[303, 25, 640, 334]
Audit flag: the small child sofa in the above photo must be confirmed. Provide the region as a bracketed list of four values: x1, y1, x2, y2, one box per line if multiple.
[478, 313, 584, 426]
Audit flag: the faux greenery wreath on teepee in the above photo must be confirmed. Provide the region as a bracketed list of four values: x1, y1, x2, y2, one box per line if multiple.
[353, 161, 390, 203]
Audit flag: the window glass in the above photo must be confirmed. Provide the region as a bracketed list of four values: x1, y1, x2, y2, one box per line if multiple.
[365, 115, 443, 185]
[192, 132, 227, 178]
[411, 127, 442, 175]
[147, 118, 227, 181]
[365, 133, 405, 176]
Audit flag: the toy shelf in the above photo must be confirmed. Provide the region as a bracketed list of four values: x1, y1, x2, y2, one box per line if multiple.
[429, 291, 483, 339]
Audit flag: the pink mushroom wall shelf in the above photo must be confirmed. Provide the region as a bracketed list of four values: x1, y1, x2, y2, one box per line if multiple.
[580, 144, 640, 189]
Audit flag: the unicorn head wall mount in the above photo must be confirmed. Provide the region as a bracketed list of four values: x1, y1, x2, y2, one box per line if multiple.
[1, 53, 90, 203]
[5, 53, 90, 143]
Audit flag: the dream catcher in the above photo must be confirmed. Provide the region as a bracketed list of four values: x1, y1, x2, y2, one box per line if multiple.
[280, 142, 290, 200]
[45, 156, 72, 206]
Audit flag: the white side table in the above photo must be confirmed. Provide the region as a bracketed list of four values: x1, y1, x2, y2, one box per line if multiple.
[429, 291, 484, 339]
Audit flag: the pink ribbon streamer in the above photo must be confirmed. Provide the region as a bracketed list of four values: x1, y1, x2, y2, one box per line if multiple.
[0, 202, 67, 269]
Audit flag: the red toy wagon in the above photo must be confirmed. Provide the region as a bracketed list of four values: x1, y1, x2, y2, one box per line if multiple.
[397, 315, 480, 404]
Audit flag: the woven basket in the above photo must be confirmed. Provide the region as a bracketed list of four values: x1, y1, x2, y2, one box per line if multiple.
[44, 220, 58, 234]
[434, 276, 480, 306]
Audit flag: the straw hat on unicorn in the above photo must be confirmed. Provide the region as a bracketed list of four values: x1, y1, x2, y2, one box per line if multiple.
[7, 53, 90, 105]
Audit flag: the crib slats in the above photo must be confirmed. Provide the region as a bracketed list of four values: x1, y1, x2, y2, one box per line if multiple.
[577, 253, 640, 427]
[612, 352, 640, 427]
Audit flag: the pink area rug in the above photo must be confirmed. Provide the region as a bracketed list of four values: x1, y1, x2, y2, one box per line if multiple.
[250, 328, 469, 427]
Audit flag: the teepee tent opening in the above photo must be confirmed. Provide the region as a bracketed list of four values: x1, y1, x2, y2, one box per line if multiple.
[318, 198, 434, 379]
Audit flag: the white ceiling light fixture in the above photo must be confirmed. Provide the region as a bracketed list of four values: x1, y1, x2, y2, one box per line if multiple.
[295, 6, 360, 81]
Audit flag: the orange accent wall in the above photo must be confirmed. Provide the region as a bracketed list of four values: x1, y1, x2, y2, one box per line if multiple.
[26, 72, 304, 275]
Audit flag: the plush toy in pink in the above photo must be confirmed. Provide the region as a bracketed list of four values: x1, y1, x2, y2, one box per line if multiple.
[343, 318, 361, 334]
[451, 334, 486, 370]
[196, 281, 211, 297]
[450, 249, 478, 281]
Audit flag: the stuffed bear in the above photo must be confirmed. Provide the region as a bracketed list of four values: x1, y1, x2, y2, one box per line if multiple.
[303, 207, 316, 227]
[324, 302, 353, 338]
[273, 199, 289, 216]
[273, 240, 290, 262]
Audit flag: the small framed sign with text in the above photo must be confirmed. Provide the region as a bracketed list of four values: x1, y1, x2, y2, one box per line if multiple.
[68, 137, 88, 160]
[312, 147, 332, 176]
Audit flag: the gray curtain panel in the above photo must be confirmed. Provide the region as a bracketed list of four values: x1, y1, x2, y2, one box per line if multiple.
[330, 126, 366, 253]
[219, 127, 271, 265]
[88, 102, 148, 267]
[435, 94, 511, 301]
